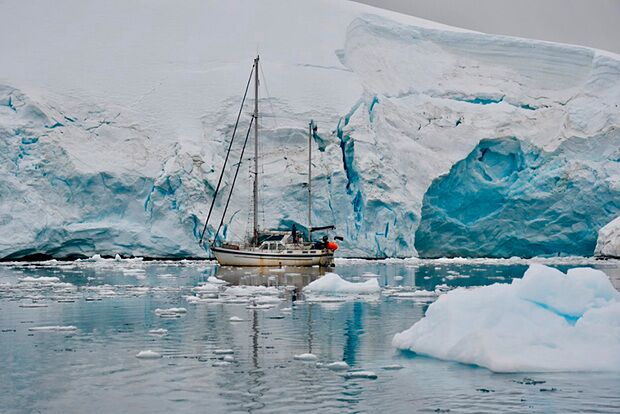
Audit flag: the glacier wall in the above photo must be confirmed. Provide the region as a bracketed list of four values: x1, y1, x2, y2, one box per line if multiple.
[415, 134, 620, 258]
[0, 0, 619, 259]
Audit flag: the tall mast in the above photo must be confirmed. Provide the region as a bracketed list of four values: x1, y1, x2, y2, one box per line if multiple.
[252, 55, 260, 245]
[308, 120, 313, 241]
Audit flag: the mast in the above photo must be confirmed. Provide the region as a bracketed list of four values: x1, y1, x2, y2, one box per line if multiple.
[308, 120, 313, 241]
[252, 55, 260, 245]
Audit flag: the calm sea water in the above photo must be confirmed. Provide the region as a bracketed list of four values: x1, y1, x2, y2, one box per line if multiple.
[1, 258, 619, 413]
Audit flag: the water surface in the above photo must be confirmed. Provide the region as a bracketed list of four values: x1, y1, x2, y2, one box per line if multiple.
[1, 258, 619, 413]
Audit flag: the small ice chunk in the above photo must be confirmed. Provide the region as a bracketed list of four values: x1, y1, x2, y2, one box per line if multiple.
[214, 349, 234, 355]
[280, 307, 292, 312]
[345, 371, 377, 379]
[229, 316, 244, 322]
[303, 273, 380, 295]
[136, 350, 162, 359]
[223, 355, 235, 362]
[19, 303, 48, 308]
[394, 276, 404, 282]
[213, 361, 231, 367]
[29, 325, 77, 332]
[207, 276, 228, 285]
[19, 276, 61, 283]
[381, 364, 404, 370]
[149, 328, 168, 335]
[326, 361, 349, 371]
[294, 353, 318, 361]
[154, 307, 187, 317]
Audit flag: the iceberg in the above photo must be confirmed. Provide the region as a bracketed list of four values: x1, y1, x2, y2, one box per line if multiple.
[392, 264, 620, 372]
[0, 0, 618, 259]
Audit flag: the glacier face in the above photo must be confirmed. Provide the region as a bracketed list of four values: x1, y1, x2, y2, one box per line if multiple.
[0, 0, 619, 259]
[415, 134, 620, 258]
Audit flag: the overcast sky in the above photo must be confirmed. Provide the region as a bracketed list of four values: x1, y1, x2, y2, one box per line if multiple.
[355, 0, 620, 54]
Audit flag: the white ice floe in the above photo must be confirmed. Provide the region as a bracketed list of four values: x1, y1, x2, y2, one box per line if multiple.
[393, 276, 404, 282]
[207, 276, 228, 285]
[393, 264, 620, 372]
[223, 355, 235, 362]
[344, 371, 377, 379]
[303, 273, 380, 295]
[326, 361, 349, 371]
[229, 316, 244, 322]
[19, 303, 48, 308]
[136, 350, 162, 359]
[29, 325, 77, 332]
[154, 307, 187, 317]
[223, 285, 280, 297]
[294, 353, 318, 361]
[148, 328, 168, 336]
[19, 276, 61, 283]
[212, 361, 231, 367]
[381, 364, 404, 370]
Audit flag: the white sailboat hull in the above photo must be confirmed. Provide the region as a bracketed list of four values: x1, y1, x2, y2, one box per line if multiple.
[211, 246, 334, 267]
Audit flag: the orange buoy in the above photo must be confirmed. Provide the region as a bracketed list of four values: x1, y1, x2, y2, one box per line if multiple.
[326, 241, 339, 251]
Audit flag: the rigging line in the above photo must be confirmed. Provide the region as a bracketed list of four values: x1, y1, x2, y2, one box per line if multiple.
[215, 115, 255, 242]
[259, 63, 278, 129]
[199, 62, 255, 244]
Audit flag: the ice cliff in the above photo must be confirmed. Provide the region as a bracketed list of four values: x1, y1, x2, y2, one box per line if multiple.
[0, 0, 618, 259]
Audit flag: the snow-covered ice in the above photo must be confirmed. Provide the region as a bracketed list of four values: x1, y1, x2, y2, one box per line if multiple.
[393, 264, 620, 372]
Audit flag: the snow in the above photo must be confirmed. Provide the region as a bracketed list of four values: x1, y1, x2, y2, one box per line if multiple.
[136, 350, 162, 359]
[596, 216, 620, 258]
[303, 272, 380, 295]
[0, 0, 618, 259]
[393, 264, 620, 372]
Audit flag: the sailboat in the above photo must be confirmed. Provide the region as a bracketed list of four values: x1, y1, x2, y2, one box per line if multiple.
[199, 55, 339, 267]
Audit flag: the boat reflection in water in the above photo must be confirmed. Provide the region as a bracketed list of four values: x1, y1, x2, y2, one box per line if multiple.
[207, 264, 331, 299]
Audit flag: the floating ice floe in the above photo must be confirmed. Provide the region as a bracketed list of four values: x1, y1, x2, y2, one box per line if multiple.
[207, 276, 228, 285]
[326, 361, 349, 371]
[229, 316, 244, 322]
[294, 353, 318, 361]
[154, 307, 187, 318]
[393, 264, 620, 372]
[136, 350, 162, 359]
[223, 355, 235, 362]
[29, 325, 77, 332]
[19, 303, 48, 308]
[381, 364, 404, 370]
[148, 328, 168, 336]
[344, 371, 377, 379]
[303, 273, 380, 296]
[19, 276, 61, 283]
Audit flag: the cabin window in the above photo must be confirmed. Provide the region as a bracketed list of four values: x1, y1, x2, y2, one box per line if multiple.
[302, 251, 308, 254]
[260, 243, 269, 250]
[287, 251, 293, 254]
[277, 244, 285, 250]
[310, 251, 316, 254]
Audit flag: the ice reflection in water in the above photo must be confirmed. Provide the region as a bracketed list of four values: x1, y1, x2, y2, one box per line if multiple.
[0, 258, 619, 413]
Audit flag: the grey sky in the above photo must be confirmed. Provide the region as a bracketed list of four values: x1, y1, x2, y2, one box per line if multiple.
[355, 0, 620, 54]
